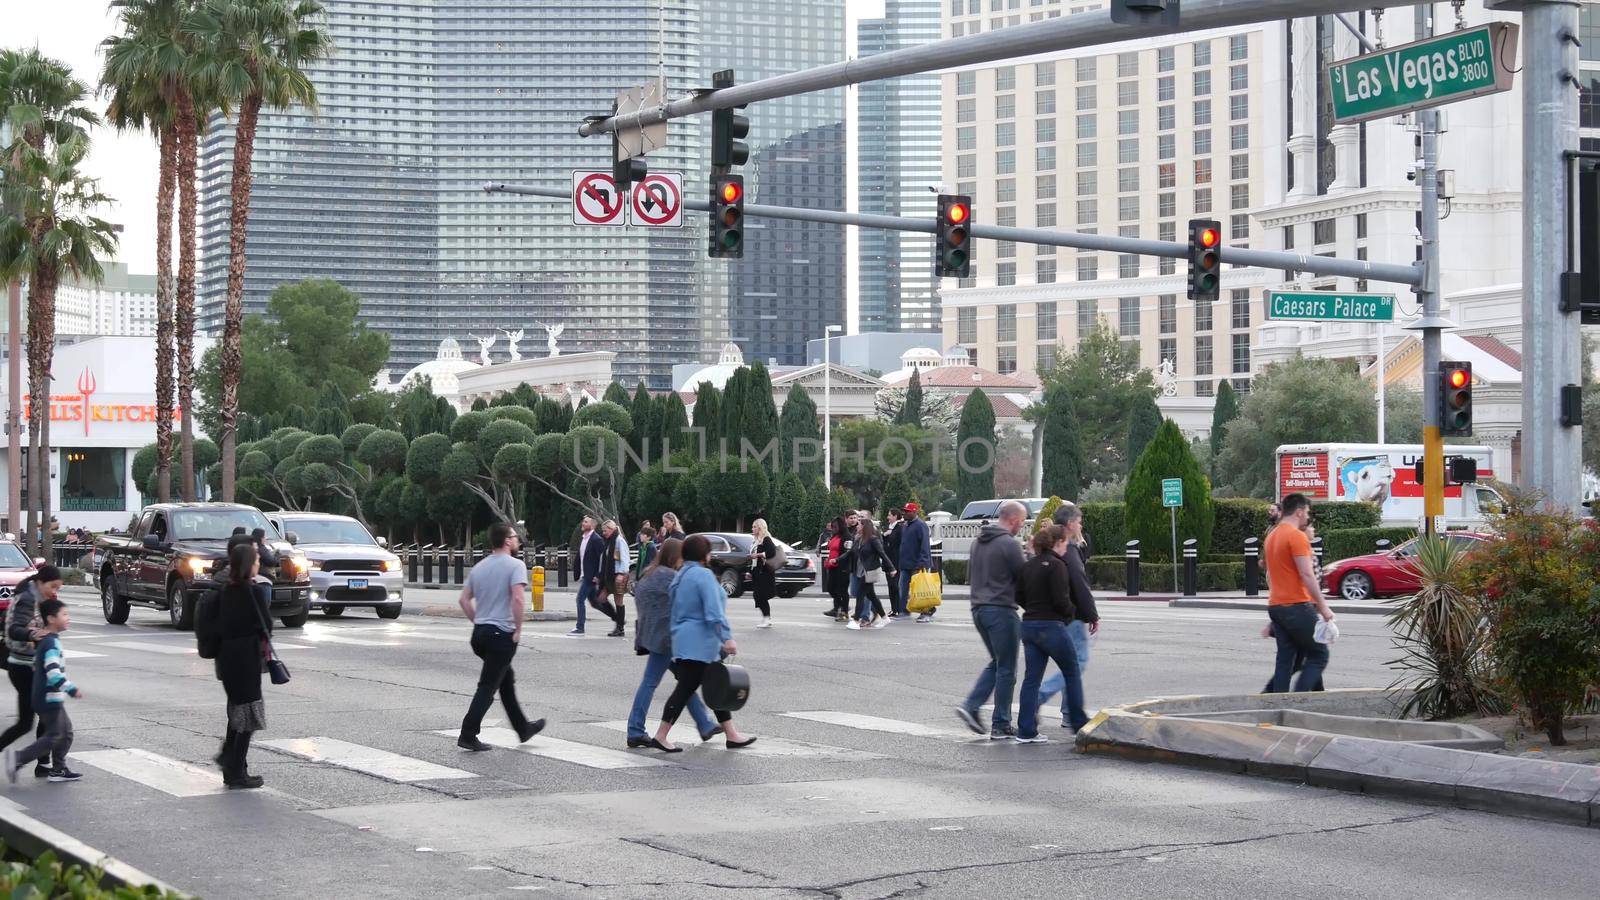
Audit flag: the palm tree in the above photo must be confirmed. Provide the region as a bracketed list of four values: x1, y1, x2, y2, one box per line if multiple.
[0, 139, 119, 559]
[103, 0, 188, 503]
[188, 0, 331, 501]
[0, 49, 104, 557]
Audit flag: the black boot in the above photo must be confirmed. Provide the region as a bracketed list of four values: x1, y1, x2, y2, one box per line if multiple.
[215, 730, 236, 772]
[609, 600, 626, 637]
[224, 730, 263, 789]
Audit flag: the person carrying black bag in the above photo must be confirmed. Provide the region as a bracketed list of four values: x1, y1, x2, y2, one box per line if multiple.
[214, 543, 271, 789]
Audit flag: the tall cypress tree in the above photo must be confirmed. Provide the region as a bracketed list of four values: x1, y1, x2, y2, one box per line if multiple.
[779, 383, 822, 482]
[1040, 385, 1086, 500]
[1209, 379, 1240, 466]
[719, 369, 748, 451]
[659, 392, 691, 454]
[692, 382, 721, 455]
[898, 368, 925, 427]
[742, 362, 779, 461]
[630, 382, 657, 461]
[1127, 392, 1163, 464]
[1126, 419, 1215, 561]
[603, 382, 631, 409]
[956, 389, 997, 508]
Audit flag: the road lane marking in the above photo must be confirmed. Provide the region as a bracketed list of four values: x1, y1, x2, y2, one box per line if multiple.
[61, 649, 105, 659]
[259, 737, 477, 782]
[73, 749, 225, 797]
[779, 711, 972, 739]
[431, 729, 670, 769]
[93, 641, 196, 656]
[586, 721, 885, 759]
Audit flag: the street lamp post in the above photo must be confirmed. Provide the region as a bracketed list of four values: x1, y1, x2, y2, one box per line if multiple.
[822, 324, 842, 490]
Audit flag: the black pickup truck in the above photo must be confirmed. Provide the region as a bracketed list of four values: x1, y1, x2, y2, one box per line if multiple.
[96, 503, 312, 630]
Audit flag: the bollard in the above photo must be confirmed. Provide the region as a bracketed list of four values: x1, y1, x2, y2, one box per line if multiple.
[407, 546, 418, 584]
[1182, 539, 1198, 597]
[530, 566, 546, 612]
[1311, 537, 1324, 571]
[454, 548, 466, 584]
[1375, 538, 1393, 553]
[557, 548, 569, 588]
[931, 541, 944, 577]
[435, 547, 449, 584]
[422, 545, 434, 584]
[1124, 540, 1141, 597]
[1243, 537, 1260, 597]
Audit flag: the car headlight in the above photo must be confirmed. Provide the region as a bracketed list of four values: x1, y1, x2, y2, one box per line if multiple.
[381, 557, 401, 573]
[180, 557, 211, 578]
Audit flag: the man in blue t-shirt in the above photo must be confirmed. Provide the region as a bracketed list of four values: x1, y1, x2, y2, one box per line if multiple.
[456, 523, 546, 751]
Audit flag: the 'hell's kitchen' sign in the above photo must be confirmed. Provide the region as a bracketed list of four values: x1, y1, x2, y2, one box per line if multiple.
[21, 368, 182, 436]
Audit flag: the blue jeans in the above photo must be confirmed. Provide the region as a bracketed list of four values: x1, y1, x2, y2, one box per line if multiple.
[852, 573, 884, 622]
[1268, 602, 1330, 693]
[1038, 620, 1091, 712]
[1019, 621, 1088, 737]
[963, 605, 1021, 731]
[628, 651, 715, 740]
[574, 577, 594, 630]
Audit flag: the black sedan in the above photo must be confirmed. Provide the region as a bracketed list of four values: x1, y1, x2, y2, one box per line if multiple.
[690, 533, 817, 598]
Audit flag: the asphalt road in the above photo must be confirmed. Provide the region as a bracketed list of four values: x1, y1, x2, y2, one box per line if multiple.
[3, 586, 1594, 899]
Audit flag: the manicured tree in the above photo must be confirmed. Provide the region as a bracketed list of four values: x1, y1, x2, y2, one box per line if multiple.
[955, 389, 997, 509]
[1127, 392, 1162, 465]
[770, 472, 806, 542]
[698, 456, 769, 532]
[1125, 419, 1214, 561]
[897, 368, 924, 427]
[692, 381, 721, 449]
[798, 478, 832, 544]
[658, 391, 691, 454]
[779, 383, 822, 481]
[1209, 379, 1240, 467]
[719, 368, 749, 451]
[741, 362, 779, 464]
[1032, 496, 1063, 535]
[602, 381, 631, 408]
[630, 381, 658, 462]
[879, 472, 914, 520]
[1039, 385, 1085, 500]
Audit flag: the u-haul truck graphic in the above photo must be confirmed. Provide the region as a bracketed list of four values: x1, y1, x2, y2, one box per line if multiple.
[1276, 443, 1502, 529]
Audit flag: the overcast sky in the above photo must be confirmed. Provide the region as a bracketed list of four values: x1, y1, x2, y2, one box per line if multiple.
[10, 0, 886, 274]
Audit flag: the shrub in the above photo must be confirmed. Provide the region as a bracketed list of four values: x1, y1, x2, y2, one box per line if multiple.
[1320, 527, 1416, 563]
[1386, 536, 1501, 719]
[1125, 420, 1214, 561]
[1032, 496, 1064, 535]
[941, 559, 969, 585]
[1464, 506, 1600, 745]
[0, 847, 179, 897]
[1309, 501, 1380, 531]
[1212, 498, 1273, 552]
[1084, 557, 1243, 593]
[1080, 502, 1125, 558]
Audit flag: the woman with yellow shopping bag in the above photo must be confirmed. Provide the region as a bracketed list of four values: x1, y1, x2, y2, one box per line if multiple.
[895, 503, 938, 622]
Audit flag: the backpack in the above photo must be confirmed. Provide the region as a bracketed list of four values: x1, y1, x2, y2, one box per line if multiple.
[195, 588, 222, 659]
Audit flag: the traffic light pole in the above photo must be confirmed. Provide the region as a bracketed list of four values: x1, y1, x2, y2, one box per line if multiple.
[483, 183, 1422, 288]
[1416, 105, 1446, 538]
[577, 0, 1432, 139]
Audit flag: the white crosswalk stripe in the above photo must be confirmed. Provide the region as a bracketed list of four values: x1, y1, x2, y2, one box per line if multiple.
[259, 737, 477, 782]
[780, 710, 974, 740]
[90, 641, 196, 656]
[432, 728, 671, 769]
[585, 721, 885, 759]
[73, 749, 226, 797]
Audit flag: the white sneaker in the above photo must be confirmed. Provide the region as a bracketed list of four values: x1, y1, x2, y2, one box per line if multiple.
[915, 613, 932, 623]
[756, 618, 772, 629]
[846, 620, 861, 630]
[1014, 734, 1050, 745]
[871, 617, 888, 629]
[3, 750, 15, 786]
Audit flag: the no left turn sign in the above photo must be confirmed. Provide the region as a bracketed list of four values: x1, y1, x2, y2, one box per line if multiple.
[629, 171, 684, 228]
[572, 171, 624, 226]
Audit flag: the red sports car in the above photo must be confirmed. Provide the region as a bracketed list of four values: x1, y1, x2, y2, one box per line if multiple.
[1320, 533, 1488, 602]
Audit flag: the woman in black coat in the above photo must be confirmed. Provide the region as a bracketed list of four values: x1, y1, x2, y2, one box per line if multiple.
[748, 519, 778, 628]
[215, 542, 271, 789]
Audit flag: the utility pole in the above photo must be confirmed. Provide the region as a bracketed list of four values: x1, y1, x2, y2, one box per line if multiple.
[5, 279, 19, 537]
[1416, 103, 1446, 537]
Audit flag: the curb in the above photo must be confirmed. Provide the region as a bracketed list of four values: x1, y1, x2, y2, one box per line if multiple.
[1075, 690, 1600, 829]
[412, 605, 574, 622]
[0, 805, 184, 895]
[1168, 598, 1390, 616]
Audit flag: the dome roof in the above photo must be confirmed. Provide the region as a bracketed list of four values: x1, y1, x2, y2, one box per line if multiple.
[395, 339, 481, 394]
[681, 342, 747, 391]
[901, 347, 942, 365]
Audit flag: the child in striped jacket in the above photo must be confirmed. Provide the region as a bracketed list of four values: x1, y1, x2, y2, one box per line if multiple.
[5, 599, 83, 784]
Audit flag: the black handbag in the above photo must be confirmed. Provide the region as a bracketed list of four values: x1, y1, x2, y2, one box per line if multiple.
[700, 661, 751, 711]
[248, 582, 291, 685]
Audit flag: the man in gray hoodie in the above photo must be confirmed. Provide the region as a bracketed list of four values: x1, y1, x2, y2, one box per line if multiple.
[955, 500, 1027, 739]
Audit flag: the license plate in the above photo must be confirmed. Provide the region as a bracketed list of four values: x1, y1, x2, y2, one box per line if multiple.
[347, 579, 368, 590]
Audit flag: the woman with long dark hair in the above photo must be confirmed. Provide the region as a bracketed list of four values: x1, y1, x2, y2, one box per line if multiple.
[215, 542, 271, 788]
[848, 514, 896, 630]
[819, 516, 853, 622]
[625, 539, 719, 747]
[650, 535, 755, 752]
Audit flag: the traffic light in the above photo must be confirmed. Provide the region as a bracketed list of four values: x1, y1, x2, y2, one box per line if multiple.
[709, 174, 744, 259]
[935, 194, 973, 278]
[1448, 456, 1479, 485]
[1439, 361, 1473, 436]
[712, 108, 750, 171]
[1187, 218, 1222, 302]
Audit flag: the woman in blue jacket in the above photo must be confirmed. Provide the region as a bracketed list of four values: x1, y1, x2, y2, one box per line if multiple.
[650, 535, 757, 752]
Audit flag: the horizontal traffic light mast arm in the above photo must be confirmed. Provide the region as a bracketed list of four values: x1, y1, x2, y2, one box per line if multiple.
[482, 182, 1423, 287]
[577, 0, 1430, 138]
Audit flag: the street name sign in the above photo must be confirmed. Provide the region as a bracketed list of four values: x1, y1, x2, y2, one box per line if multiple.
[572, 170, 625, 226]
[1266, 290, 1396, 323]
[1162, 478, 1184, 508]
[1327, 22, 1519, 124]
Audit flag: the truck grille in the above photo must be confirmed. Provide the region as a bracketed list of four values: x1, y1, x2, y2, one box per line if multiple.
[321, 559, 383, 574]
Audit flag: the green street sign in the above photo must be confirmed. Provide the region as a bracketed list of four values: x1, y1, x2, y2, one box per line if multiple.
[1266, 291, 1395, 323]
[1328, 23, 1519, 124]
[1162, 478, 1184, 509]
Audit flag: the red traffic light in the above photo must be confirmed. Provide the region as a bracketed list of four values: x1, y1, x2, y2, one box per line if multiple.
[1200, 227, 1220, 249]
[1447, 368, 1470, 390]
[719, 180, 743, 204]
[947, 202, 969, 225]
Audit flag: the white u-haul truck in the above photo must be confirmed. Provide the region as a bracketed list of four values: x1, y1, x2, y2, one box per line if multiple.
[1275, 443, 1504, 529]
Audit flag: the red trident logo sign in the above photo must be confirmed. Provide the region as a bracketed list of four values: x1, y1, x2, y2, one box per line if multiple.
[76, 368, 97, 436]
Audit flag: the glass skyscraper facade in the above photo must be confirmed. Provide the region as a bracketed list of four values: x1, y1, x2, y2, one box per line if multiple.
[702, 0, 846, 367]
[199, 0, 707, 387]
[857, 0, 942, 333]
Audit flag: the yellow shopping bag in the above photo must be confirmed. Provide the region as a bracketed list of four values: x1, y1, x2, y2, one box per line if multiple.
[907, 569, 942, 613]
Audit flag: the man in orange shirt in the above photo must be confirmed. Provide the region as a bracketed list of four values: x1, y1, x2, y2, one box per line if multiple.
[1263, 493, 1336, 693]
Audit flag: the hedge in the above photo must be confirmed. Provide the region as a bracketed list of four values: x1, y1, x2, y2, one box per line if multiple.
[1213, 498, 1273, 551]
[1309, 501, 1381, 531]
[940, 559, 968, 586]
[1321, 527, 1416, 563]
[1080, 502, 1126, 558]
[1085, 558, 1245, 593]
[0, 847, 179, 898]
